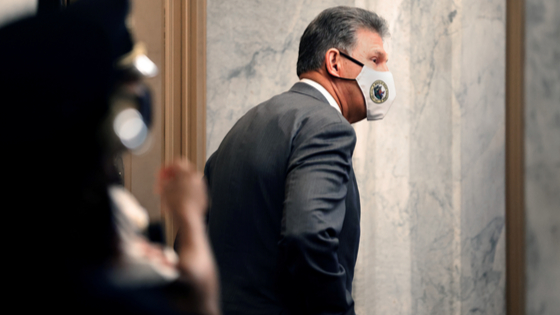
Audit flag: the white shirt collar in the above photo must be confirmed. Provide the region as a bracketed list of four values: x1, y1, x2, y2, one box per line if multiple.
[299, 78, 342, 115]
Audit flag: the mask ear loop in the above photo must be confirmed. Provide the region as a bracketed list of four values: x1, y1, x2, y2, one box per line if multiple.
[334, 50, 369, 109]
[339, 51, 364, 67]
[331, 50, 364, 82]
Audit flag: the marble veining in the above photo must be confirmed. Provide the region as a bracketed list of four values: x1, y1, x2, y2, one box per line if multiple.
[352, 0, 505, 314]
[525, 0, 560, 314]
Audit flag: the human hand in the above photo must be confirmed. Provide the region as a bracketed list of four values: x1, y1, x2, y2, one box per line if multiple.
[156, 159, 208, 221]
[157, 159, 220, 315]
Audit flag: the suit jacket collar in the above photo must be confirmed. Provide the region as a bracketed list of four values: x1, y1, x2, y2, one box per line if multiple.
[289, 82, 330, 104]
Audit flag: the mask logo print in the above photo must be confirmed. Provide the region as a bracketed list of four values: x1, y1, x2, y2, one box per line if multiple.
[370, 80, 389, 104]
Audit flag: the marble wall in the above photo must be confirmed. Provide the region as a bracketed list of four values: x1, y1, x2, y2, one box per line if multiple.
[525, 0, 560, 314]
[351, 1, 505, 314]
[207, 1, 506, 314]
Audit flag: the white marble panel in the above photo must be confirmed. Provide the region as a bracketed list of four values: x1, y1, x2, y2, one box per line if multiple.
[407, 1, 458, 313]
[457, 1, 506, 315]
[525, 0, 560, 314]
[353, 0, 505, 314]
[351, 0, 412, 314]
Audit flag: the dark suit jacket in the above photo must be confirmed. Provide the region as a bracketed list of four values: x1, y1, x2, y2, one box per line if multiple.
[205, 82, 361, 315]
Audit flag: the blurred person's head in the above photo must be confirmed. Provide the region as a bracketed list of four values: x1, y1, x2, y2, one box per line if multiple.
[0, 0, 152, 283]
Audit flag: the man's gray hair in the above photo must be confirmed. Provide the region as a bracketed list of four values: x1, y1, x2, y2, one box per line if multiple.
[296, 6, 389, 77]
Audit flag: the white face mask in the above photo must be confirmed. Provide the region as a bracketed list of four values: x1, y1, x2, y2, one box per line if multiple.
[339, 52, 396, 121]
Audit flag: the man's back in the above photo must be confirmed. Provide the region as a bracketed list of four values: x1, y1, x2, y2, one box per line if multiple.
[205, 83, 360, 315]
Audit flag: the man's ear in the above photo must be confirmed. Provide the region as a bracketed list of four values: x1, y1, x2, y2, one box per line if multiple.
[324, 48, 343, 78]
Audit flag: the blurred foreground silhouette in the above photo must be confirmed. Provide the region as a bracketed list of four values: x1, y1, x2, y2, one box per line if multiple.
[1, 1, 218, 313]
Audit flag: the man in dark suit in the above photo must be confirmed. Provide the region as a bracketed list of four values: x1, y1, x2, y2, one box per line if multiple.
[205, 6, 394, 315]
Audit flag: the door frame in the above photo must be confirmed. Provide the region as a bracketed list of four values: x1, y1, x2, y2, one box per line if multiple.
[163, 0, 207, 245]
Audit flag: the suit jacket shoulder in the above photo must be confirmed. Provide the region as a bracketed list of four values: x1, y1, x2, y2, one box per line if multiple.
[267, 82, 355, 138]
[204, 82, 359, 315]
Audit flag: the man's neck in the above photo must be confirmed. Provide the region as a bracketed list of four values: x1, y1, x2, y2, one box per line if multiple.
[299, 71, 345, 116]
[300, 70, 368, 124]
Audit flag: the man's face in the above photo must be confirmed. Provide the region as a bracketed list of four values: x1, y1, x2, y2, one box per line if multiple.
[341, 28, 389, 120]
[349, 28, 389, 72]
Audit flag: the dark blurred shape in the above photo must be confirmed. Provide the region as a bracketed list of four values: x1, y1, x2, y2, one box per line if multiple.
[2, 0, 132, 256]
[0, 0, 185, 313]
[37, 0, 65, 14]
[147, 223, 166, 244]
